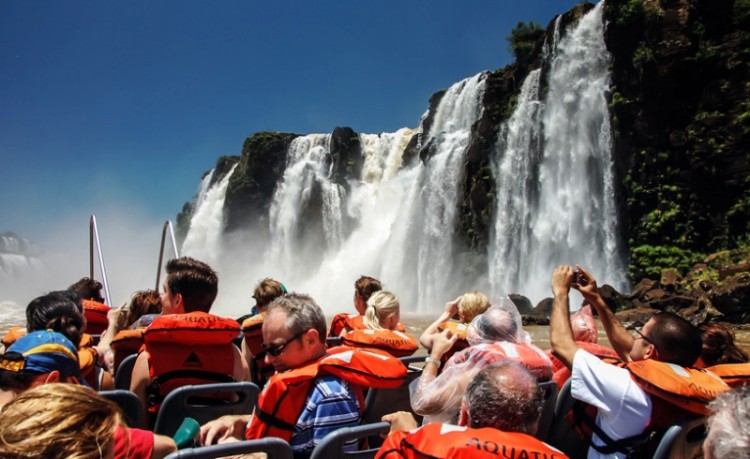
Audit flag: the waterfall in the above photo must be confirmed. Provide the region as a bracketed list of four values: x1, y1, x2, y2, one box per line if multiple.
[179, 8, 627, 315]
[0, 233, 43, 280]
[181, 165, 236, 267]
[490, 2, 626, 303]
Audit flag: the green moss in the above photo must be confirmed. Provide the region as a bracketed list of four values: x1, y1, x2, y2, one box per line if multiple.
[629, 245, 704, 280]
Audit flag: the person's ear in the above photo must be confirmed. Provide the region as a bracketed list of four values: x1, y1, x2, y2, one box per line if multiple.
[645, 343, 658, 360]
[305, 329, 319, 346]
[34, 370, 61, 386]
[174, 293, 185, 312]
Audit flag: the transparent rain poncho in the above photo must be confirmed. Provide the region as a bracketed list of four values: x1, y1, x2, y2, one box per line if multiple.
[411, 296, 546, 424]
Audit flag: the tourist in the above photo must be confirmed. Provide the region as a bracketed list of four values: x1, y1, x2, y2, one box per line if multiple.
[340, 290, 418, 357]
[129, 257, 249, 417]
[549, 265, 730, 458]
[411, 302, 552, 424]
[376, 361, 567, 458]
[703, 386, 750, 459]
[329, 275, 405, 336]
[239, 277, 286, 385]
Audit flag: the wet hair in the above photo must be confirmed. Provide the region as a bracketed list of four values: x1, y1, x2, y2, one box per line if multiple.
[705, 386, 750, 458]
[67, 277, 105, 303]
[363, 290, 400, 330]
[26, 293, 85, 347]
[464, 361, 542, 435]
[253, 278, 286, 309]
[457, 291, 490, 324]
[165, 257, 218, 312]
[354, 276, 382, 302]
[699, 322, 749, 367]
[125, 290, 162, 328]
[0, 383, 121, 459]
[268, 293, 326, 345]
[649, 312, 702, 367]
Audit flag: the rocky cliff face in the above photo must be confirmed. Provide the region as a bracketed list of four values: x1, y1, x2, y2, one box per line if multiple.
[604, 0, 750, 280]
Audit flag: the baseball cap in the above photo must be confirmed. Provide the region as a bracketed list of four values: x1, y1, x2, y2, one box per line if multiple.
[0, 330, 81, 380]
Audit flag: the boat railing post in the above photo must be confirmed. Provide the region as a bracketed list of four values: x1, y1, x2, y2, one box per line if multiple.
[155, 220, 180, 291]
[89, 215, 112, 306]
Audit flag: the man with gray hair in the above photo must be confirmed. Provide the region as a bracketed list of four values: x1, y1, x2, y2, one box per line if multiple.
[703, 387, 750, 459]
[377, 361, 567, 458]
[200, 293, 361, 458]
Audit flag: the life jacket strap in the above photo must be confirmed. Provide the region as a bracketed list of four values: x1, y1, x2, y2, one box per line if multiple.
[255, 407, 297, 432]
[573, 401, 659, 457]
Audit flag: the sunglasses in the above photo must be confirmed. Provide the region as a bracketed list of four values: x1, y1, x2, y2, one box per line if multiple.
[261, 330, 306, 357]
[633, 326, 658, 351]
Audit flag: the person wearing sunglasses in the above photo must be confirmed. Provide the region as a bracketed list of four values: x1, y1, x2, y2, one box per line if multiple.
[550, 265, 726, 459]
[200, 293, 362, 458]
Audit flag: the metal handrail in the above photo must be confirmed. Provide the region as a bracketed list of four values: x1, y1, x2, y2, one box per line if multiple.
[89, 215, 112, 306]
[155, 220, 180, 291]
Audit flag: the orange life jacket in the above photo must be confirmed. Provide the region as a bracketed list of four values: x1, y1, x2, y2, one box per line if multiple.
[705, 362, 750, 387]
[341, 328, 418, 358]
[450, 341, 554, 382]
[375, 423, 568, 459]
[548, 342, 619, 388]
[329, 313, 406, 337]
[110, 329, 145, 371]
[82, 299, 110, 335]
[241, 312, 275, 386]
[246, 346, 407, 442]
[626, 359, 730, 416]
[1, 326, 27, 348]
[143, 311, 240, 413]
[436, 321, 471, 366]
[570, 358, 731, 456]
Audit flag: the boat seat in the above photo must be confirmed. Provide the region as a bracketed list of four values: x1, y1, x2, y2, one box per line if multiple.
[100, 389, 146, 429]
[652, 415, 707, 459]
[153, 381, 260, 437]
[114, 353, 138, 390]
[164, 437, 293, 459]
[535, 380, 559, 443]
[310, 421, 390, 459]
[545, 379, 589, 458]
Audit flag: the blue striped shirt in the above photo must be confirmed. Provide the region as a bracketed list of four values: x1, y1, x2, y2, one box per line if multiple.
[289, 374, 361, 457]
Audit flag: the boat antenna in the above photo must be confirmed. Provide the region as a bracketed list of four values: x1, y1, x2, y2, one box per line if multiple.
[89, 214, 112, 306]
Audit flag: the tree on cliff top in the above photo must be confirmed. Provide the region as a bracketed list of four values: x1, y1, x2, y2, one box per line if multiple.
[507, 21, 544, 66]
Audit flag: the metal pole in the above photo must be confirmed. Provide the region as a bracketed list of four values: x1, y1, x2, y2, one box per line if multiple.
[155, 220, 180, 291]
[89, 215, 112, 306]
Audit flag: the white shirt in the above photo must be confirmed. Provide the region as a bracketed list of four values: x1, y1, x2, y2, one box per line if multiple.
[571, 349, 652, 459]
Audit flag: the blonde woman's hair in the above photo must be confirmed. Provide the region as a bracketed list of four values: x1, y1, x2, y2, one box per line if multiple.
[363, 290, 400, 330]
[458, 291, 490, 324]
[0, 383, 121, 459]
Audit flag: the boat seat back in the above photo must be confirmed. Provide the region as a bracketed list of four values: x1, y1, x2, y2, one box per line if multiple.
[153, 381, 260, 437]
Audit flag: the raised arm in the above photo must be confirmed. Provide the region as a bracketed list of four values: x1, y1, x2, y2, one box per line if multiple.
[549, 265, 580, 369]
[411, 330, 463, 416]
[419, 297, 460, 350]
[574, 265, 635, 361]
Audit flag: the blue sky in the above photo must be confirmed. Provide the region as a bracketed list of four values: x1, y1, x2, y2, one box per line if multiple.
[1, 0, 581, 248]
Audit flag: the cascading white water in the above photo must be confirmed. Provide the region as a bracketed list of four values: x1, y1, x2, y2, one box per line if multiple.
[412, 73, 488, 310]
[267, 134, 346, 279]
[490, 2, 626, 303]
[490, 69, 543, 297]
[0, 233, 43, 279]
[181, 9, 627, 316]
[181, 165, 236, 267]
